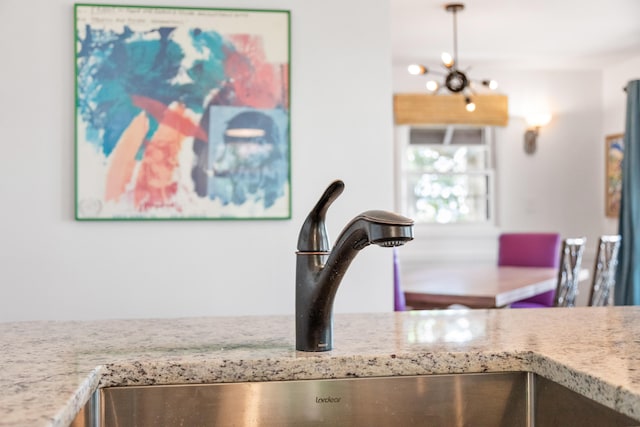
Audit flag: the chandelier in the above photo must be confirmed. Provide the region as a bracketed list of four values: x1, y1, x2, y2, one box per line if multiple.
[408, 3, 498, 112]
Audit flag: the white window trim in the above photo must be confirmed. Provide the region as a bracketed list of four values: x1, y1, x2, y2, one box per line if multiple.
[394, 124, 498, 229]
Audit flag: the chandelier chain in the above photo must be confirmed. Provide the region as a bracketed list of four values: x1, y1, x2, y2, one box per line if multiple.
[452, 8, 458, 67]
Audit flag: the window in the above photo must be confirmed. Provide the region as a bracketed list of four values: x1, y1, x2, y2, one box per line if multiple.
[395, 125, 495, 225]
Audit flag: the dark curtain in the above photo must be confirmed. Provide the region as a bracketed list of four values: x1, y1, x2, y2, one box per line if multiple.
[615, 80, 640, 305]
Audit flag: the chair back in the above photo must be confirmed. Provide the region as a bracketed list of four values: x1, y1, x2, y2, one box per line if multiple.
[499, 232, 561, 307]
[588, 235, 622, 307]
[498, 233, 561, 268]
[554, 237, 587, 307]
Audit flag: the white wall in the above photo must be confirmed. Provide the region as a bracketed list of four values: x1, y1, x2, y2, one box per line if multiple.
[603, 56, 640, 135]
[0, 0, 395, 321]
[492, 69, 603, 246]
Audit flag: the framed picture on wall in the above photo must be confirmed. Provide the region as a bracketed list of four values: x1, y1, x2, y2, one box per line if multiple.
[605, 133, 624, 218]
[74, 4, 291, 220]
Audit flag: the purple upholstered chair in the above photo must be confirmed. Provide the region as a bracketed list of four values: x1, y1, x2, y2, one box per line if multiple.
[498, 232, 561, 308]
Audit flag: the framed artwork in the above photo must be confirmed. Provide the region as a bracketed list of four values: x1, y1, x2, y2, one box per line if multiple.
[605, 133, 624, 218]
[74, 4, 291, 220]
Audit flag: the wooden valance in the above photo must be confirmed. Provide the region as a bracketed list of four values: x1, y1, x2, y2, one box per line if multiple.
[393, 93, 509, 126]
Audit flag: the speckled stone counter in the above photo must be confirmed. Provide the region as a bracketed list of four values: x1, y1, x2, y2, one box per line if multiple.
[2, 307, 640, 426]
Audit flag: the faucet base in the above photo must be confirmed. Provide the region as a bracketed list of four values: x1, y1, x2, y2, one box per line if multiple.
[295, 313, 333, 352]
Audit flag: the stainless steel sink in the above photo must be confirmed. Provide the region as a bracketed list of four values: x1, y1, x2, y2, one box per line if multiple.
[71, 372, 639, 426]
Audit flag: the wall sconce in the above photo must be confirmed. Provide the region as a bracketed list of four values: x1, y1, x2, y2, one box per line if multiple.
[524, 114, 552, 154]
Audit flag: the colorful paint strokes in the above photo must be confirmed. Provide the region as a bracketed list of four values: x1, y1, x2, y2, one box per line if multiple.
[606, 133, 624, 218]
[75, 5, 290, 220]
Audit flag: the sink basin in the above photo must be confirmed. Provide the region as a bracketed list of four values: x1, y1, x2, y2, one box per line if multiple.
[71, 372, 638, 426]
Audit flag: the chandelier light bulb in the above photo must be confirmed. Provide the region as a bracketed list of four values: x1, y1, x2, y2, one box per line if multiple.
[441, 52, 454, 68]
[482, 79, 499, 90]
[465, 98, 476, 112]
[408, 64, 427, 75]
[426, 80, 439, 92]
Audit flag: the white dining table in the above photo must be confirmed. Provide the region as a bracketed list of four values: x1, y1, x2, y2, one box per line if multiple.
[402, 265, 590, 309]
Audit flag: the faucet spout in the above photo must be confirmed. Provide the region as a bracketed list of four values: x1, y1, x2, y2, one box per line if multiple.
[296, 180, 414, 352]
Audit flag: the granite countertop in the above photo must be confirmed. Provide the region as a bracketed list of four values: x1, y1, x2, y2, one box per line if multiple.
[2, 307, 640, 426]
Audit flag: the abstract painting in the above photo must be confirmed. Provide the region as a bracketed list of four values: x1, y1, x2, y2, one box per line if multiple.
[75, 5, 290, 220]
[605, 133, 624, 218]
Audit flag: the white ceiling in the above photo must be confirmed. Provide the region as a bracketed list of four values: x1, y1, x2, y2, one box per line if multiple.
[391, 0, 640, 70]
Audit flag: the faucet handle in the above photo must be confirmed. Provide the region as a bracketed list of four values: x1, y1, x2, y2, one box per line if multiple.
[297, 180, 345, 252]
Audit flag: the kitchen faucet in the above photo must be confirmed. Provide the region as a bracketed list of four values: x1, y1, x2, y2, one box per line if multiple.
[296, 180, 414, 352]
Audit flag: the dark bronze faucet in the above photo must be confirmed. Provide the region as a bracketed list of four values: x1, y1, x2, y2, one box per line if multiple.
[296, 180, 414, 352]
